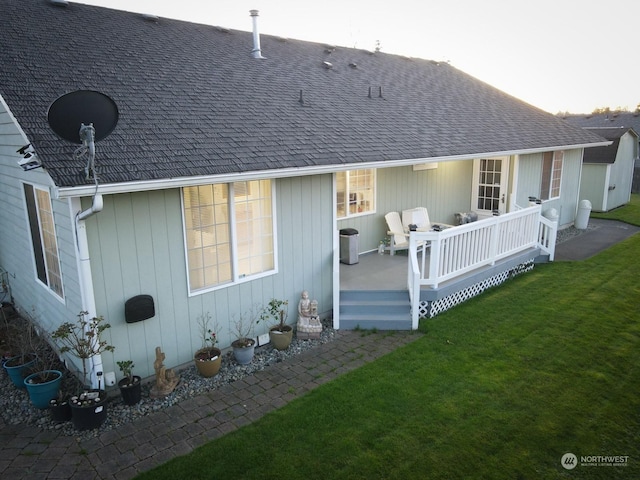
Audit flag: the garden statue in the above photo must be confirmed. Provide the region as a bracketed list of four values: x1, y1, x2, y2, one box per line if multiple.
[150, 346, 180, 398]
[297, 290, 322, 339]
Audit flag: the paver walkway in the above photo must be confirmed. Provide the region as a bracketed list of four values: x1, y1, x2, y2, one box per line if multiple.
[554, 218, 640, 260]
[0, 330, 421, 479]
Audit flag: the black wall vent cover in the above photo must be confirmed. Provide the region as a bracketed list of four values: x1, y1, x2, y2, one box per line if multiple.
[125, 295, 155, 323]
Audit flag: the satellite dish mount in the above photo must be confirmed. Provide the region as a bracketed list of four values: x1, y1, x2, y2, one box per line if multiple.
[47, 90, 118, 181]
[78, 123, 96, 179]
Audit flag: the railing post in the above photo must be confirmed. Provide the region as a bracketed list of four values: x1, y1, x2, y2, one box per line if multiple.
[408, 233, 422, 330]
[488, 217, 499, 266]
[428, 236, 441, 288]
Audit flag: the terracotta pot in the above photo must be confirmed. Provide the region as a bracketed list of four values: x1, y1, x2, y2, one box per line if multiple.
[194, 347, 222, 377]
[269, 325, 293, 350]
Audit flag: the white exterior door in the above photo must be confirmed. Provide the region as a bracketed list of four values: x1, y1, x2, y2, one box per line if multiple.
[472, 157, 510, 218]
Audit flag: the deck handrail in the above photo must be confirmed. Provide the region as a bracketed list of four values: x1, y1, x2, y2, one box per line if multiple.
[408, 205, 556, 329]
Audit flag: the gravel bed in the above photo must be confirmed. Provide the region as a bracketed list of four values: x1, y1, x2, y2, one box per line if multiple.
[555, 223, 597, 244]
[0, 321, 336, 440]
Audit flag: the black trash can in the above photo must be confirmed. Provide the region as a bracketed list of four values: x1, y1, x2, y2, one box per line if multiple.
[339, 228, 359, 265]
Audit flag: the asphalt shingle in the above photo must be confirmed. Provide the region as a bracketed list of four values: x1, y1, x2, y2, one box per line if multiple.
[1, 0, 604, 189]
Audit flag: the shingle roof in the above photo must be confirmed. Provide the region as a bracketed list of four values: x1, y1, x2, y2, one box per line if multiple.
[1, 0, 605, 189]
[564, 113, 640, 138]
[582, 127, 636, 164]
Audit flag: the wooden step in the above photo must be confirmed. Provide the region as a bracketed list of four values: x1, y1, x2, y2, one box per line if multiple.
[339, 290, 412, 330]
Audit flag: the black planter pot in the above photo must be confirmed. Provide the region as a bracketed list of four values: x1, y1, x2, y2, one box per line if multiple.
[118, 376, 142, 405]
[70, 389, 108, 431]
[50, 401, 72, 422]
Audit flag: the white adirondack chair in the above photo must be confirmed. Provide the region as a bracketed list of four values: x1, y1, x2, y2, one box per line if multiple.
[385, 211, 425, 255]
[402, 207, 431, 231]
[402, 207, 453, 231]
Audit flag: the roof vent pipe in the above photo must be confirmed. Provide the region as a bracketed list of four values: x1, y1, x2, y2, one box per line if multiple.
[250, 10, 265, 59]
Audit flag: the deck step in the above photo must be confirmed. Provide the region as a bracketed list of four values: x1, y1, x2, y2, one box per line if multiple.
[339, 290, 412, 330]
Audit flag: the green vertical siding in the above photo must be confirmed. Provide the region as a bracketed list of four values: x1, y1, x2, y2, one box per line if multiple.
[87, 175, 335, 378]
[0, 107, 83, 337]
[516, 148, 583, 227]
[605, 133, 635, 210]
[580, 133, 636, 212]
[579, 165, 607, 211]
[338, 161, 473, 253]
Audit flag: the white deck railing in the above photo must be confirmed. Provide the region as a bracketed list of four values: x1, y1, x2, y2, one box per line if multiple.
[408, 205, 556, 328]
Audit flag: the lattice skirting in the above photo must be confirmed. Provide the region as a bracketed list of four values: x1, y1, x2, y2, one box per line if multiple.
[417, 260, 535, 319]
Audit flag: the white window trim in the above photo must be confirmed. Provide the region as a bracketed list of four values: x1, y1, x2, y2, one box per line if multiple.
[181, 181, 278, 296]
[336, 169, 377, 219]
[541, 151, 563, 201]
[23, 183, 65, 300]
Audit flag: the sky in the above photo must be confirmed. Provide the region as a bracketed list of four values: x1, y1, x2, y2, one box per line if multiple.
[78, 0, 639, 114]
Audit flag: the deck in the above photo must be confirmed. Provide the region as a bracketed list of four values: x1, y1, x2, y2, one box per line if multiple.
[337, 205, 553, 329]
[339, 247, 541, 296]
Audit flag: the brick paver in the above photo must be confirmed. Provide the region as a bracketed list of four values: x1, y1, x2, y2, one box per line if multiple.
[0, 330, 421, 479]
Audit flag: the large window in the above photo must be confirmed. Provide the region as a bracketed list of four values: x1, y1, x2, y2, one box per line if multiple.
[336, 169, 376, 219]
[183, 180, 274, 292]
[540, 151, 563, 200]
[23, 184, 64, 298]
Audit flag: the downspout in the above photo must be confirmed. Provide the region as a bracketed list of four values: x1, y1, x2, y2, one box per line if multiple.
[574, 148, 585, 224]
[75, 190, 104, 389]
[74, 124, 105, 389]
[332, 174, 340, 329]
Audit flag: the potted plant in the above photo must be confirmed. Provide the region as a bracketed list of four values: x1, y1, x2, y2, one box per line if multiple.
[117, 360, 142, 405]
[23, 343, 64, 409]
[4, 353, 37, 388]
[193, 312, 222, 378]
[230, 307, 259, 365]
[261, 299, 293, 350]
[21, 321, 69, 409]
[49, 391, 72, 422]
[51, 311, 115, 431]
[2, 317, 38, 388]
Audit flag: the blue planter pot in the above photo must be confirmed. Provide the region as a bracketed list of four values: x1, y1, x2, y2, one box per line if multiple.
[232, 340, 256, 365]
[3, 354, 37, 388]
[24, 370, 63, 409]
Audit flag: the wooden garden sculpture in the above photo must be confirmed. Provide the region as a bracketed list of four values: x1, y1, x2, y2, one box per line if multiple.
[150, 346, 180, 398]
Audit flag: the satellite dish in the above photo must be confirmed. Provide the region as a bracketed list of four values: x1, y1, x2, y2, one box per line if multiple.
[47, 90, 118, 144]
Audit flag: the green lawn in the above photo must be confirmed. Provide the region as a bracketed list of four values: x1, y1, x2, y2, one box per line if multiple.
[591, 192, 640, 225]
[137, 195, 640, 480]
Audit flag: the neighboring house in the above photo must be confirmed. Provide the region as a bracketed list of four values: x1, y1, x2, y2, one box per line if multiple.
[0, 1, 607, 383]
[578, 128, 639, 212]
[564, 112, 640, 194]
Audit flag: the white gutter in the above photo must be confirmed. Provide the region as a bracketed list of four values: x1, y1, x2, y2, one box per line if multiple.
[55, 142, 612, 199]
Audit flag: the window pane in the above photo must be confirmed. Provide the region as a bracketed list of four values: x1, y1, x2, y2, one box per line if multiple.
[337, 169, 375, 218]
[185, 184, 230, 290]
[24, 186, 64, 298]
[540, 152, 553, 200]
[234, 180, 273, 277]
[184, 180, 274, 292]
[551, 151, 563, 198]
